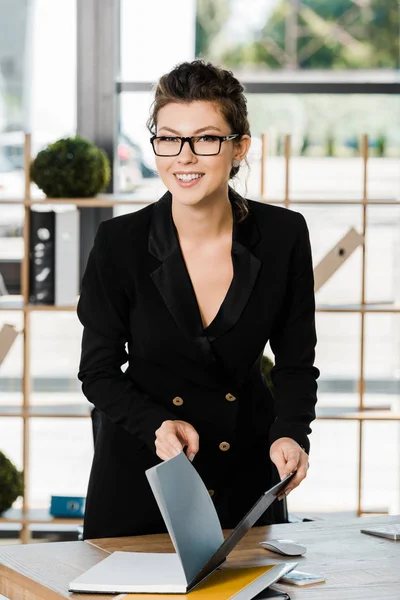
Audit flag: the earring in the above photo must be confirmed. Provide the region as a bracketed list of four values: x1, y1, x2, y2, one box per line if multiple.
[232, 159, 240, 168]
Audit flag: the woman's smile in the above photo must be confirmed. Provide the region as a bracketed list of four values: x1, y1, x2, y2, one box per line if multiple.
[173, 172, 205, 187]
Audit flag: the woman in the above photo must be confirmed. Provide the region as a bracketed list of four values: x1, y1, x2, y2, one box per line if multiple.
[77, 60, 320, 540]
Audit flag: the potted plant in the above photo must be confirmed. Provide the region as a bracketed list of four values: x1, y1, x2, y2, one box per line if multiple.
[261, 354, 274, 389]
[325, 132, 335, 157]
[375, 134, 387, 158]
[300, 134, 311, 156]
[0, 450, 24, 514]
[30, 136, 111, 198]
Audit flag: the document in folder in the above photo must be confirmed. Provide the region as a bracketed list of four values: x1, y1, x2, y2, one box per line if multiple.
[69, 453, 296, 595]
[116, 563, 296, 599]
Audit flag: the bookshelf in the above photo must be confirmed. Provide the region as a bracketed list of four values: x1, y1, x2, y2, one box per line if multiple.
[0, 133, 399, 543]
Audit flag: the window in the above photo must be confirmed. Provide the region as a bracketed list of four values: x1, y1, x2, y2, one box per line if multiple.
[196, 0, 400, 71]
[117, 0, 400, 517]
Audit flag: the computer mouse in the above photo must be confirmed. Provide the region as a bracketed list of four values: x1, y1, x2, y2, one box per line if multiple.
[259, 538, 307, 556]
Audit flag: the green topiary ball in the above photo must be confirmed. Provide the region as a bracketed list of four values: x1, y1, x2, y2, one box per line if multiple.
[0, 451, 24, 514]
[261, 354, 275, 390]
[30, 136, 111, 198]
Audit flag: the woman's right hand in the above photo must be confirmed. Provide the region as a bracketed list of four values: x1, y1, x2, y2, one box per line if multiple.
[155, 420, 199, 461]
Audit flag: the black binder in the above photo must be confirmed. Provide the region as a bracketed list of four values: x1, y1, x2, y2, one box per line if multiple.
[29, 210, 55, 304]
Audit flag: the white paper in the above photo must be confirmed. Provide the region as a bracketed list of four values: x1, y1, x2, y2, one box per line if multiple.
[69, 552, 187, 593]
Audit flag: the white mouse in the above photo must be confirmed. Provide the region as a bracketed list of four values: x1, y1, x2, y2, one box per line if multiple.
[259, 538, 307, 556]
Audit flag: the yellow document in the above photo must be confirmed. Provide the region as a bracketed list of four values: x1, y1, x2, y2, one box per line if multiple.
[116, 564, 275, 599]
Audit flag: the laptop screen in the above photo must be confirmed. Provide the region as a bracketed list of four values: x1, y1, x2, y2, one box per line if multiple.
[188, 471, 296, 590]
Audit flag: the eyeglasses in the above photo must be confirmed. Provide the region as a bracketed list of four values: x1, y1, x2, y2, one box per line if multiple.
[150, 134, 240, 157]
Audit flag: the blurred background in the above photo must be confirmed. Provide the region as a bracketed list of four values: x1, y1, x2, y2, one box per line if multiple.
[0, 0, 399, 542]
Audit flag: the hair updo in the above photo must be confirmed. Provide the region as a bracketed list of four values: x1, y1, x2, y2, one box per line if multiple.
[147, 60, 250, 221]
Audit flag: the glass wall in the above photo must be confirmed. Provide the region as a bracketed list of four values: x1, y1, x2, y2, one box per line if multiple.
[117, 0, 400, 517]
[195, 0, 400, 71]
[118, 92, 400, 200]
[116, 0, 197, 203]
[117, 0, 400, 199]
[0, 0, 79, 516]
[30, 418, 92, 509]
[120, 0, 196, 82]
[0, 0, 398, 521]
[0, 0, 77, 262]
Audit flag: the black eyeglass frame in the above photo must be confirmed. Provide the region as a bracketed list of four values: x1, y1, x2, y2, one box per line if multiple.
[150, 133, 240, 156]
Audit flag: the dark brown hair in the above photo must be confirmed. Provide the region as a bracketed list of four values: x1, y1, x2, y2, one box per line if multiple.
[147, 60, 250, 221]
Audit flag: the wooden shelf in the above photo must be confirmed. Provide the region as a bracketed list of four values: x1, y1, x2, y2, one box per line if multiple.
[2, 406, 398, 421]
[25, 304, 77, 312]
[317, 410, 400, 421]
[0, 196, 148, 207]
[0, 196, 399, 207]
[2, 301, 400, 313]
[0, 298, 77, 311]
[260, 198, 400, 206]
[0, 411, 24, 418]
[0, 507, 82, 525]
[0, 413, 91, 419]
[0, 296, 24, 311]
[316, 303, 400, 313]
[0, 304, 77, 312]
[0, 405, 91, 419]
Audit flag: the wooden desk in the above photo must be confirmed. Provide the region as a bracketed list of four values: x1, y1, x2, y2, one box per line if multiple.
[0, 515, 399, 599]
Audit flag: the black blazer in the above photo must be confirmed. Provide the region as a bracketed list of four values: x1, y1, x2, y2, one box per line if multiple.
[77, 188, 319, 539]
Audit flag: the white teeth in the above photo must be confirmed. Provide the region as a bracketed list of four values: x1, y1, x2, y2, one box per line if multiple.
[175, 173, 203, 182]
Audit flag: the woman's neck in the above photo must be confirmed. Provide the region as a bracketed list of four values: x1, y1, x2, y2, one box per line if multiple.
[172, 192, 233, 247]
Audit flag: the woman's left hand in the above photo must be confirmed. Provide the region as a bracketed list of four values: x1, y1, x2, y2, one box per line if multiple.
[269, 437, 309, 499]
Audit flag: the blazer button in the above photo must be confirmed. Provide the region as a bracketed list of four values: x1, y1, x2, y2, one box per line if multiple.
[208, 489, 215, 497]
[225, 393, 236, 402]
[172, 396, 184, 406]
[219, 442, 230, 452]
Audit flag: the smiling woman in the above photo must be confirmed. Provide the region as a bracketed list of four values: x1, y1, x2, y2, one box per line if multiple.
[152, 102, 247, 200]
[146, 61, 252, 220]
[77, 59, 320, 540]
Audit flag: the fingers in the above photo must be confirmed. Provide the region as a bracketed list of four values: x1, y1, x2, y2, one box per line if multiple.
[269, 449, 288, 482]
[270, 444, 300, 480]
[156, 433, 182, 460]
[282, 453, 300, 478]
[288, 451, 309, 491]
[277, 453, 309, 500]
[182, 423, 200, 460]
[270, 438, 310, 500]
[155, 420, 199, 462]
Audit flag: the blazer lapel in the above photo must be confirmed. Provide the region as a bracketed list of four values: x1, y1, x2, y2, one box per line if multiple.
[205, 188, 262, 341]
[148, 192, 218, 367]
[148, 188, 262, 350]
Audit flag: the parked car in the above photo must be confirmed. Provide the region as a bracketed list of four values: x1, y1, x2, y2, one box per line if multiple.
[117, 132, 157, 191]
